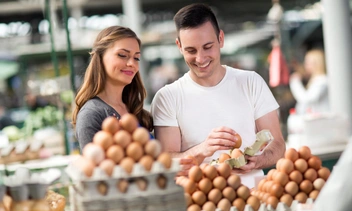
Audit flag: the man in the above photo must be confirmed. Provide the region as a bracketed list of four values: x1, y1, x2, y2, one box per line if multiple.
[150, 3, 285, 188]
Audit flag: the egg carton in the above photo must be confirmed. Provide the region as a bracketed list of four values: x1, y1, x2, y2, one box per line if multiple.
[69, 184, 186, 211]
[216, 198, 314, 211]
[66, 159, 187, 210]
[66, 159, 181, 198]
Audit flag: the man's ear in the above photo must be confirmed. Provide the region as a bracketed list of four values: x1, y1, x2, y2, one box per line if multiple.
[219, 30, 225, 48]
[176, 38, 183, 53]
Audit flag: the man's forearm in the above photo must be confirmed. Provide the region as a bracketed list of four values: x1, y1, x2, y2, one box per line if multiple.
[256, 138, 285, 169]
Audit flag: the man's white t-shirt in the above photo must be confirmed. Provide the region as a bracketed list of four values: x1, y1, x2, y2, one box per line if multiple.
[151, 65, 279, 188]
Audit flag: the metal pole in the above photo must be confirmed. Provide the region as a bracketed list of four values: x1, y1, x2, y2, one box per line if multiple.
[45, 0, 60, 77]
[62, 0, 75, 93]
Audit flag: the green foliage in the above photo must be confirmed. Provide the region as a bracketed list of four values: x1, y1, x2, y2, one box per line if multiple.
[22, 105, 63, 137]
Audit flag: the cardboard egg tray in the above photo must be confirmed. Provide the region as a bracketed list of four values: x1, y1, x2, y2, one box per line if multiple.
[66, 159, 187, 211]
[214, 198, 314, 211]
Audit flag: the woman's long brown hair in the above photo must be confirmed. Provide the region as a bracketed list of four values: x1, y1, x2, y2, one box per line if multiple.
[72, 26, 153, 131]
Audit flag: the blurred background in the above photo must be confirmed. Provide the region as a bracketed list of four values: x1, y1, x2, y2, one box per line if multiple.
[0, 0, 351, 163]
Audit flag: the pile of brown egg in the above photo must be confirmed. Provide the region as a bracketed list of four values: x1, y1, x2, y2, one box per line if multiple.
[72, 113, 172, 181]
[251, 146, 331, 209]
[176, 162, 261, 211]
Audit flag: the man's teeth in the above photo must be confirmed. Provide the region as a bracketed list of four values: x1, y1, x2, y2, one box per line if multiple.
[197, 62, 210, 67]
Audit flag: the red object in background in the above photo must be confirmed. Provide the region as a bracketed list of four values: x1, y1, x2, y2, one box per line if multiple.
[268, 45, 290, 87]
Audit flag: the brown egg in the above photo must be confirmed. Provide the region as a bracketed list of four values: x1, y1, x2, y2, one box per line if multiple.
[82, 143, 105, 165]
[192, 190, 206, 206]
[99, 159, 115, 176]
[273, 171, 289, 186]
[119, 157, 135, 174]
[289, 170, 303, 184]
[126, 142, 144, 162]
[116, 179, 128, 193]
[208, 188, 222, 204]
[308, 156, 322, 170]
[231, 148, 243, 158]
[73, 156, 96, 177]
[202, 201, 216, 211]
[266, 169, 276, 181]
[294, 158, 308, 173]
[295, 192, 308, 203]
[280, 194, 293, 207]
[132, 127, 150, 146]
[203, 165, 218, 180]
[227, 174, 241, 190]
[246, 195, 260, 211]
[257, 178, 267, 191]
[217, 198, 231, 211]
[237, 185, 250, 200]
[97, 181, 108, 195]
[285, 181, 299, 197]
[300, 180, 313, 194]
[269, 182, 283, 198]
[184, 193, 192, 207]
[263, 180, 274, 193]
[144, 140, 162, 158]
[119, 113, 139, 133]
[101, 116, 120, 134]
[187, 204, 201, 211]
[113, 130, 132, 148]
[313, 178, 325, 191]
[106, 145, 124, 164]
[135, 178, 148, 191]
[304, 168, 318, 182]
[232, 198, 246, 211]
[92, 130, 113, 150]
[309, 189, 320, 200]
[262, 193, 270, 204]
[219, 153, 231, 163]
[222, 186, 236, 202]
[157, 174, 167, 189]
[278, 158, 294, 174]
[139, 155, 154, 171]
[189, 165, 203, 183]
[298, 146, 311, 160]
[213, 176, 227, 191]
[198, 177, 212, 194]
[266, 196, 279, 209]
[318, 167, 331, 181]
[183, 179, 197, 195]
[233, 133, 242, 148]
[276, 158, 285, 170]
[217, 163, 231, 179]
[157, 152, 172, 169]
[285, 148, 299, 162]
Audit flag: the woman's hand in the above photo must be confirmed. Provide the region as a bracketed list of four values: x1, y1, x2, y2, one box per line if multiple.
[176, 157, 197, 177]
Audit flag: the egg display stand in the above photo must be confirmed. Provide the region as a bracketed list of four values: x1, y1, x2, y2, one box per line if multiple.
[66, 159, 186, 211]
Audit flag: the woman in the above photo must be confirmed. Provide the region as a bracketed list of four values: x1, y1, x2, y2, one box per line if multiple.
[290, 49, 329, 115]
[72, 26, 153, 150]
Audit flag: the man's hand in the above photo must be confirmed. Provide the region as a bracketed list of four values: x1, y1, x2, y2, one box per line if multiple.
[196, 126, 240, 158]
[230, 155, 260, 174]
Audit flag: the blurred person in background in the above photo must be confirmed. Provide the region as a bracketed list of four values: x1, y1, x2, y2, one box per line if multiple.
[150, 3, 285, 188]
[72, 26, 153, 151]
[289, 48, 329, 115]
